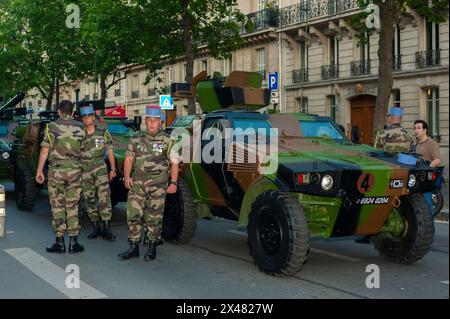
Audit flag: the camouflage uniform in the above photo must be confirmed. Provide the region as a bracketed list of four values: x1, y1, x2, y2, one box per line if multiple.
[374, 123, 415, 153]
[81, 126, 113, 222]
[126, 130, 174, 243]
[41, 115, 85, 237]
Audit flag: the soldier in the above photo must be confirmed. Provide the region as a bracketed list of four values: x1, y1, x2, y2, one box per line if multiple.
[118, 105, 179, 261]
[374, 106, 415, 153]
[36, 100, 86, 254]
[80, 105, 116, 241]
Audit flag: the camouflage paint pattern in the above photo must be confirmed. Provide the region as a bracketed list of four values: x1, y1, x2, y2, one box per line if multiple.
[41, 115, 85, 237]
[81, 126, 113, 222]
[374, 123, 415, 153]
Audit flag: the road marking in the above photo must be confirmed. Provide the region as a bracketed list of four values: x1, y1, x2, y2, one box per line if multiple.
[5, 247, 107, 299]
[435, 220, 448, 224]
[6, 231, 14, 234]
[227, 230, 361, 262]
[310, 248, 362, 262]
[440, 281, 449, 285]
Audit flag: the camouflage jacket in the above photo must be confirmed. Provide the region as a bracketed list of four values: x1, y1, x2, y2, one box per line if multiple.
[126, 130, 175, 179]
[41, 115, 86, 166]
[81, 125, 113, 165]
[374, 123, 415, 153]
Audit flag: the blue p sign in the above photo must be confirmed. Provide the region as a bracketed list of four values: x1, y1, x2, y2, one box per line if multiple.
[269, 72, 278, 90]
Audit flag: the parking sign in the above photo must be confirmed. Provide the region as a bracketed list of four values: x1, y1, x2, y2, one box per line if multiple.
[268, 72, 278, 91]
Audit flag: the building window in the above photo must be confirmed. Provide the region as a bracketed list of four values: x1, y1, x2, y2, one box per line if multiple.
[393, 24, 401, 71]
[361, 32, 370, 61]
[29, 102, 32, 107]
[168, 67, 174, 84]
[426, 21, 439, 52]
[201, 59, 208, 73]
[297, 96, 308, 114]
[258, 0, 266, 11]
[38, 100, 42, 106]
[300, 41, 308, 70]
[93, 93, 98, 100]
[328, 95, 337, 122]
[426, 87, 439, 137]
[183, 64, 187, 82]
[257, 48, 266, 78]
[223, 57, 232, 76]
[329, 35, 339, 66]
[114, 81, 121, 97]
[391, 89, 401, 108]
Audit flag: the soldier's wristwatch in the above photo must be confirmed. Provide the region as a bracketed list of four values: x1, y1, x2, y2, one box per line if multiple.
[169, 180, 177, 185]
[110, 168, 117, 172]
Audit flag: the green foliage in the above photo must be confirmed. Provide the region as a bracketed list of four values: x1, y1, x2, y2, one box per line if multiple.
[133, 0, 244, 79]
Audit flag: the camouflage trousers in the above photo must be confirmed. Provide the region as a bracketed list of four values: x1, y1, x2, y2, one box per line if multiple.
[48, 165, 82, 237]
[81, 162, 112, 222]
[127, 176, 167, 242]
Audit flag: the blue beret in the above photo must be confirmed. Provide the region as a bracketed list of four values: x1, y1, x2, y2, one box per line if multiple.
[388, 107, 404, 116]
[80, 105, 95, 116]
[145, 105, 165, 121]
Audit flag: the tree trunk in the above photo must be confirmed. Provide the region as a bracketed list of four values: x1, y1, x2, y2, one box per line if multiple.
[373, 0, 396, 134]
[100, 74, 107, 101]
[182, 0, 196, 115]
[45, 85, 55, 111]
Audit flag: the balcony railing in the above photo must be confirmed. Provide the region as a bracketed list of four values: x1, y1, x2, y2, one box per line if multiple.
[415, 49, 441, 69]
[321, 64, 339, 80]
[241, 9, 279, 34]
[256, 69, 266, 80]
[280, 0, 359, 27]
[393, 55, 401, 71]
[292, 68, 309, 83]
[350, 59, 371, 76]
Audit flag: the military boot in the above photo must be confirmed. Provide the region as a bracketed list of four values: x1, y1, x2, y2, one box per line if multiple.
[144, 241, 157, 261]
[87, 221, 102, 239]
[46, 236, 66, 253]
[68, 236, 85, 254]
[101, 220, 116, 241]
[118, 242, 139, 260]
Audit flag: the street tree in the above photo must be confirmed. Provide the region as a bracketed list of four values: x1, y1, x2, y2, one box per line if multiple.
[352, 0, 448, 133]
[134, 0, 244, 114]
[0, 0, 84, 110]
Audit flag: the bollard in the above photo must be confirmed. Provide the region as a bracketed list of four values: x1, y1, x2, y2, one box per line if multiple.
[0, 185, 5, 237]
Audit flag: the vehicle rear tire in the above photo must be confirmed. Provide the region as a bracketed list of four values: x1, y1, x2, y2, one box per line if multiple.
[162, 179, 197, 244]
[374, 193, 434, 264]
[15, 166, 39, 211]
[247, 191, 309, 276]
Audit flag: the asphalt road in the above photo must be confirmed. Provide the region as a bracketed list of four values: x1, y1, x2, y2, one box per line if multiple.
[0, 182, 448, 299]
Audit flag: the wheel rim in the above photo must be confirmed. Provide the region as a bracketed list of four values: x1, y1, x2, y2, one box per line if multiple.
[257, 209, 283, 256]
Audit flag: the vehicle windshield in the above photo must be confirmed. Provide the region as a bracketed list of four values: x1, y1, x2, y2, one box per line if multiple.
[172, 115, 197, 128]
[299, 121, 345, 140]
[233, 119, 277, 136]
[107, 123, 133, 135]
[0, 125, 8, 136]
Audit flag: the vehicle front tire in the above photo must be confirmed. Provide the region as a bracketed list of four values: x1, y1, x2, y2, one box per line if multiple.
[15, 166, 39, 211]
[374, 193, 434, 264]
[162, 179, 197, 244]
[247, 190, 309, 276]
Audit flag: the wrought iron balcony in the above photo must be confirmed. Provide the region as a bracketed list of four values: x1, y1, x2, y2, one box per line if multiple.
[256, 69, 266, 80]
[241, 8, 279, 34]
[292, 68, 309, 83]
[393, 55, 401, 71]
[321, 64, 339, 80]
[350, 59, 371, 76]
[280, 0, 359, 27]
[415, 49, 441, 68]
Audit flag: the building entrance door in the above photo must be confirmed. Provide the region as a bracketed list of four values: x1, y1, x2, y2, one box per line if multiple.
[350, 95, 376, 145]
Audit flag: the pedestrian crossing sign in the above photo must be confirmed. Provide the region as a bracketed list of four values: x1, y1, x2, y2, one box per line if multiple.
[160, 95, 173, 110]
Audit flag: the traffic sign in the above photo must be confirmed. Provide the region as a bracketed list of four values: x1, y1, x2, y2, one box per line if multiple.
[160, 95, 173, 110]
[268, 72, 279, 91]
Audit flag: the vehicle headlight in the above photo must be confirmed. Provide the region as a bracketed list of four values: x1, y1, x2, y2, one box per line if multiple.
[2, 152, 9, 160]
[408, 174, 417, 188]
[321, 175, 334, 191]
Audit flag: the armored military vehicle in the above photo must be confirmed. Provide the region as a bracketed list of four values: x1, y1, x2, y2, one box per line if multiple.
[162, 71, 441, 276]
